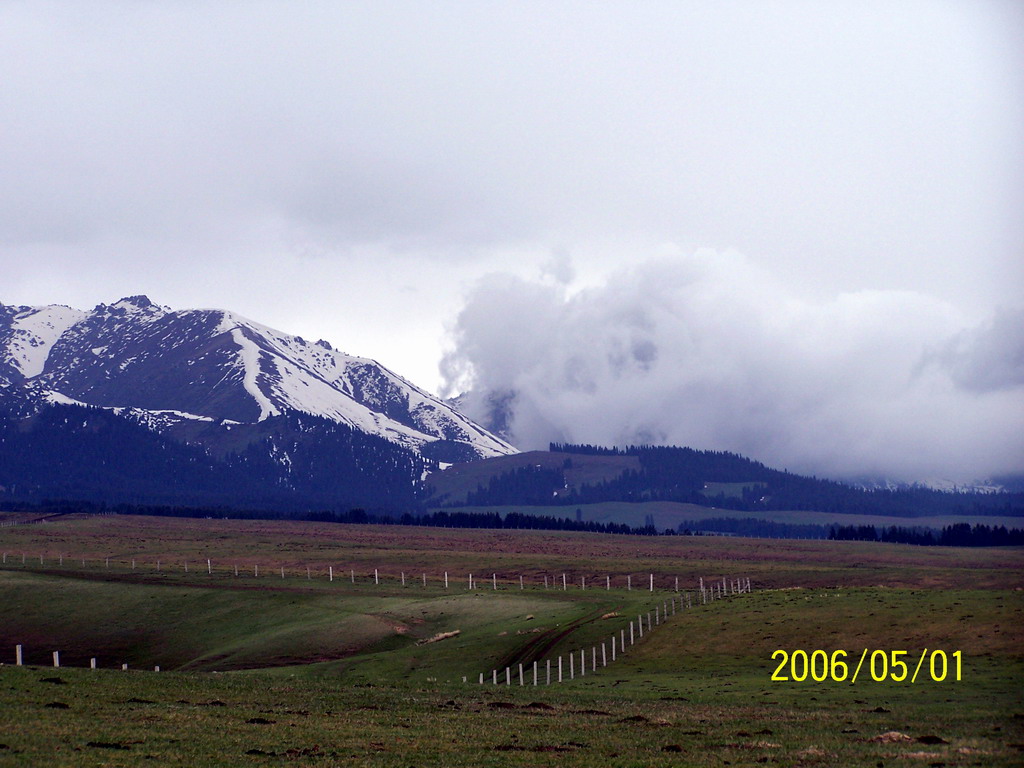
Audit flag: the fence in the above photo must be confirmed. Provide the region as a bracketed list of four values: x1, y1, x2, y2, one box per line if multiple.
[0, 550, 752, 594]
[1, 550, 754, 678]
[474, 575, 754, 686]
[9, 643, 160, 673]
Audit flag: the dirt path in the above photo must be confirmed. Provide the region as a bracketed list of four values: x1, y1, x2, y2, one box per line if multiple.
[496, 605, 616, 670]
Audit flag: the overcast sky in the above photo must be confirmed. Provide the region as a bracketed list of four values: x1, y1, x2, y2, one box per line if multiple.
[2, 2, 1022, 482]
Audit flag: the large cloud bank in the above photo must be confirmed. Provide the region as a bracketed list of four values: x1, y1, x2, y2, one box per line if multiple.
[442, 251, 1023, 483]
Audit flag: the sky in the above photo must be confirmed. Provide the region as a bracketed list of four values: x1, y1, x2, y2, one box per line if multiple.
[2, 1, 1022, 483]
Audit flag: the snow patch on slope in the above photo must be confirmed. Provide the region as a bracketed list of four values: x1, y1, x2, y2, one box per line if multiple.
[6, 306, 87, 378]
[230, 327, 279, 421]
[214, 310, 515, 455]
[44, 390, 89, 407]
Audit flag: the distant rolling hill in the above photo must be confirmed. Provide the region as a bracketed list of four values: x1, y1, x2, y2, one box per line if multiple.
[426, 443, 1024, 526]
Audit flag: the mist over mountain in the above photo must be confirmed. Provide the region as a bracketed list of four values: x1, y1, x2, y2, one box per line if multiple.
[442, 254, 1024, 487]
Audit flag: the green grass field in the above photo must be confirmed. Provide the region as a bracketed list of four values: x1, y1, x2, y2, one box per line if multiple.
[1, 513, 1022, 766]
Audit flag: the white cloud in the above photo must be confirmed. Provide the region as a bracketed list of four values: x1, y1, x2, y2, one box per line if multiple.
[1, 1, 1021, 407]
[923, 307, 1024, 394]
[443, 251, 1023, 482]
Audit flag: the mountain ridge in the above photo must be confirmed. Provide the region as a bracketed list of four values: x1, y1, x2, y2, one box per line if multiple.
[0, 295, 515, 460]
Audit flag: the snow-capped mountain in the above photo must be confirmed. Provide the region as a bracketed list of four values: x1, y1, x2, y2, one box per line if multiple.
[0, 295, 515, 460]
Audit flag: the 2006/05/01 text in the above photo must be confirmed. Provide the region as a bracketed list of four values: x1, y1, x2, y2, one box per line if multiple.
[771, 649, 962, 683]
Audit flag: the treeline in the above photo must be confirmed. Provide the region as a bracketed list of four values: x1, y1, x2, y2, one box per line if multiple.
[541, 443, 1024, 519]
[0, 404, 424, 512]
[2, 499, 663, 536]
[828, 522, 1024, 547]
[678, 517, 830, 539]
[309, 508, 661, 535]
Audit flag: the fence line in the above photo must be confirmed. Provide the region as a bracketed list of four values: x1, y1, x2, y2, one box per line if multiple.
[10, 642, 162, 674]
[0, 550, 754, 594]
[474, 575, 755, 687]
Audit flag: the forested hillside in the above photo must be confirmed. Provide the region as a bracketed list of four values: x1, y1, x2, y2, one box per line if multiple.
[0, 404, 423, 511]
[449, 443, 1024, 519]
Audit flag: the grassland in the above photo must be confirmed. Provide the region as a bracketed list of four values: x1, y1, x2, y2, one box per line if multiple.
[1, 513, 1022, 767]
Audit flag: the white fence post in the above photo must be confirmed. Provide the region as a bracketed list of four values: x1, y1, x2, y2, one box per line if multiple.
[606, 575, 610, 590]
[329, 566, 333, 582]
[611, 635, 616, 662]
[53, 651, 59, 667]
[602, 642, 607, 667]
[444, 572, 448, 589]
[558, 656, 563, 683]
[15, 644, 22, 666]
[207, 559, 211, 574]
[569, 652, 574, 680]
[533, 660, 538, 686]
[375, 569, 379, 585]
[627, 575, 632, 591]
[519, 663, 524, 686]
[650, 573, 653, 592]
[492, 573, 496, 590]
[562, 573, 566, 591]
[546, 659, 551, 685]
[90, 657, 96, 669]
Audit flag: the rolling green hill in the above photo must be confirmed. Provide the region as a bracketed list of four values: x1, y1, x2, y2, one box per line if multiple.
[0, 514, 1022, 766]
